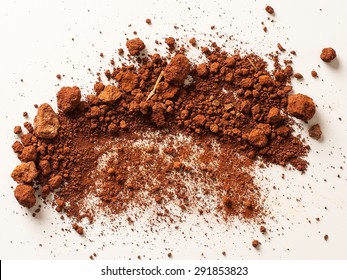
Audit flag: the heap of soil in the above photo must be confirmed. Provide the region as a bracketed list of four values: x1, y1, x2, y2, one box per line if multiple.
[11, 37, 316, 231]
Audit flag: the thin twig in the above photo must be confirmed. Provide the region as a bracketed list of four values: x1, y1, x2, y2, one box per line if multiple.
[146, 71, 164, 101]
[247, 57, 258, 71]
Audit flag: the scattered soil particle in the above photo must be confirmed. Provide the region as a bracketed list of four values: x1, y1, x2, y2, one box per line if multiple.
[252, 239, 260, 248]
[311, 70, 318, 78]
[277, 43, 285, 52]
[265, 5, 275, 14]
[72, 223, 84, 235]
[14, 126, 22, 134]
[320, 47, 336, 63]
[324, 234, 329, 241]
[145, 18, 151, 24]
[189, 37, 197, 46]
[260, 225, 267, 233]
[294, 73, 303, 80]
[309, 124, 322, 140]
[165, 37, 176, 50]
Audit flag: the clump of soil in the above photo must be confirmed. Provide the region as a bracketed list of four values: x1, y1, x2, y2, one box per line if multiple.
[287, 94, 316, 121]
[10, 36, 316, 233]
[252, 239, 260, 248]
[309, 124, 322, 140]
[14, 184, 36, 208]
[164, 54, 191, 85]
[126, 38, 146, 56]
[265, 6, 275, 15]
[57, 86, 81, 113]
[320, 47, 336, 63]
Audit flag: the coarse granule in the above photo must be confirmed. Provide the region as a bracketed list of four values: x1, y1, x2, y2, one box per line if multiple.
[287, 94, 316, 121]
[311, 70, 318, 78]
[309, 124, 322, 140]
[14, 184, 36, 208]
[57, 86, 81, 113]
[126, 38, 146, 56]
[320, 47, 336, 63]
[265, 6, 274, 15]
[277, 43, 285, 52]
[14, 126, 22, 134]
[189, 37, 197, 46]
[252, 239, 260, 248]
[294, 73, 303, 80]
[260, 225, 266, 233]
[165, 37, 176, 50]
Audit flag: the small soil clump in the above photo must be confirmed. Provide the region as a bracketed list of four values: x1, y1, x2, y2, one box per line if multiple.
[34, 104, 60, 139]
[72, 223, 84, 235]
[14, 126, 22, 134]
[265, 5, 274, 14]
[126, 38, 146, 56]
[309, 124, 322, 140]
[14, 184, 36, 208]
[287, 94, 316, 121]
[189, 37, 197, 46]
[11, 162, 38, 184]
[164, 54, 191, 85]
[277, 43, 285, 52]
[294, 73, 303, 80]
[57, 86, 81, 113]
[260, 225, 266, 233]
[252, 239, 260, 248]
[320, 47, 336, 63]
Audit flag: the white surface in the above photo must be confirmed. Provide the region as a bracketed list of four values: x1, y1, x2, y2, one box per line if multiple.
[2, 260, 347, 280]
[0, 0, 346, 259]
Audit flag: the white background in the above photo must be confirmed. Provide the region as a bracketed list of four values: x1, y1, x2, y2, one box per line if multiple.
[0, 0, 346, 260]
